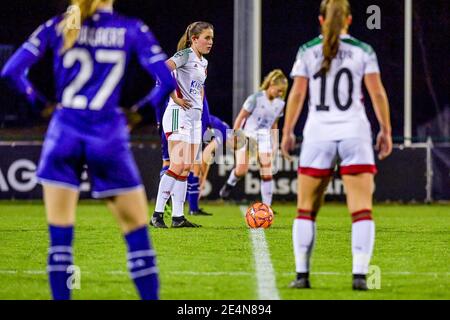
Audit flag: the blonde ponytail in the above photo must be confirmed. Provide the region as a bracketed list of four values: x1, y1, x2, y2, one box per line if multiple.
[177, 24, 193, 51]
[59, 0, 113, 53]
[319, 0, 351, 75]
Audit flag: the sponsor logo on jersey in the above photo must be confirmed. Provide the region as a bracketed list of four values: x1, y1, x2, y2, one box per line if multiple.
[189, 80, 203, 95]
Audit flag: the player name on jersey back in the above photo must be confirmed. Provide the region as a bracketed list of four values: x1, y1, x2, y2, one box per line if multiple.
[77, 27, 127, 48]
[312, 48, 354, 61]
[290, 35, 380, 141]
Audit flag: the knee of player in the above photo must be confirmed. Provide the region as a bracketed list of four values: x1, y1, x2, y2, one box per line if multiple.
[168, 163, 184, 176]
[182, 163, 193, 174]
[260, 174, 273, 182]
[235, 165, 248, 177]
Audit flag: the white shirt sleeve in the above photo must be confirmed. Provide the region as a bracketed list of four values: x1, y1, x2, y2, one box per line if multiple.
[290, 50, 309, 78]
[363, 48, 380, 74]
[242, 94, 257, 113]
[170, 49, 190, 68]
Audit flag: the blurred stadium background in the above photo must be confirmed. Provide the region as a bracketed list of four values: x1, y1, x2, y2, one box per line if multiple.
[0, 0, 449, 202]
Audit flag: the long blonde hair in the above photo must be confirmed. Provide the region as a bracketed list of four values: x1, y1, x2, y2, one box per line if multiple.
[177, 21, 214, 51]
[59, 0, 114, 53]
[260, 69, 288, 99]
[319, 0, 351, 75]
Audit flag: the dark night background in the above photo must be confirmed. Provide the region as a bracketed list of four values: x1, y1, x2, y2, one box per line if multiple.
[0, 0, 448, 141]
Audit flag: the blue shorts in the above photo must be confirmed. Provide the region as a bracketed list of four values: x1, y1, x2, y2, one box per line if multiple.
[37, 116, 142, 198]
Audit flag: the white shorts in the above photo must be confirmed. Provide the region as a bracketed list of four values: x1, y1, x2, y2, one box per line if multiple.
[298, 138, 377, 177]
[162, 106, 202, 144]
[239, 131, 273, 155]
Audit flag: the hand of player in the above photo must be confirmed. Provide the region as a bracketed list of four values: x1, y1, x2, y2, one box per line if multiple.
[40, 102, 58, 119]
[375, 130, 393, 160]
[173, 97, 192, 110]
[123, 105, 143, 132]
[281, 132, 296, 162]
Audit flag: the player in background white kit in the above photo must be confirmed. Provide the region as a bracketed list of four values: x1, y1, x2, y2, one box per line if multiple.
[281, 0, 393, 290]
[151, 22, 214, 228]
[220, 70, 288, 207]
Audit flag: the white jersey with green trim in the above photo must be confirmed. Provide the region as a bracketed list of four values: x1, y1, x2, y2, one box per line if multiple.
[241, 90, 285, 139]
[290, 34, 380, 141]
[168, 48, 208, 111]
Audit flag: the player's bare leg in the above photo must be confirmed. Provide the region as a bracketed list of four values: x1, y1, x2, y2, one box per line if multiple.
[290, 174, 331, 289]
[342, 173, 375, 291]
[106, 188, 149, 234]
[44, 185, 78, 226]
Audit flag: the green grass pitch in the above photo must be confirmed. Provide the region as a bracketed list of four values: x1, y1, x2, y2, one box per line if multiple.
[0, 201, 448, 300]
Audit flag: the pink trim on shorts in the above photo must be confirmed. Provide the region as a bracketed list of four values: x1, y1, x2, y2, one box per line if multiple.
[298, 167, 334, 177]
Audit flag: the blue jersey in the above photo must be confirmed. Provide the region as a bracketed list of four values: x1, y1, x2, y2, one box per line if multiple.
[2, 9, 175, 133]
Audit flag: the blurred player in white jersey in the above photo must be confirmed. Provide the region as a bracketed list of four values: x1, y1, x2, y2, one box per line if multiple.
[281, 0, 392, 290]
[220, 70, 288, 207]
[151, 22, 214, 228]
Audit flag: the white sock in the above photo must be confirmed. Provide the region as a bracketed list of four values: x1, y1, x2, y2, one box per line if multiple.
[226, 169, 242, 186]
[293, 218, 316, 273]
[261, 179, 274, 206]
[171, 179, 187, 218]
[155, 173, 177, 213]
[352, 220, 375, 275]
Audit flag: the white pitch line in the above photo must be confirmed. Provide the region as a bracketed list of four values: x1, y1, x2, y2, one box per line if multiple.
[23, 270, 46, 275]
[0, 270, 17, 274]
[0, 270, 449, 276]
[240, 206, 280, 300]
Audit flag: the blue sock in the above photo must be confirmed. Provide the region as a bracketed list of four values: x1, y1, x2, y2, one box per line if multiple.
[125, 226, 159, 300]
[187, 172, 200, 212]
[48, 225, 74, 300]
[160, 165, 169, 179]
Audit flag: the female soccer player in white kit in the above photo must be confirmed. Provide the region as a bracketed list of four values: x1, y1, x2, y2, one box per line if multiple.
[281, 0, 393, 290]
[151, 22, 214, 228]
[220, 70, 288, 207]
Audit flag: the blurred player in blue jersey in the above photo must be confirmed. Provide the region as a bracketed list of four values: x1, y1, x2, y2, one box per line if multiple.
[198, 115, 232, 195]
[1, 0, 176, 300]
